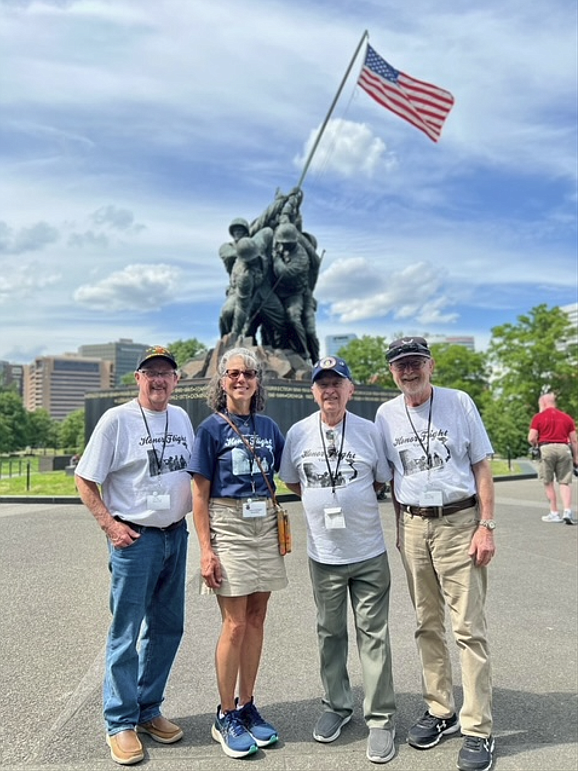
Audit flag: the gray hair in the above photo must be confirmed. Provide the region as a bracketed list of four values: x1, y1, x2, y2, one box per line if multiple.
[206, 347, 266, 413]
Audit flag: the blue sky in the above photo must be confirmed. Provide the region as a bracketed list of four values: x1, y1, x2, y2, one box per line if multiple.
[1, 0, 576, 364]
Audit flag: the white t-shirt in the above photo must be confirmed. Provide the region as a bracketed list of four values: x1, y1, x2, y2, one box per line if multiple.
[280, 410, 391, 565]
[375, 386, 493, 506]
[75, 399, 195, 526]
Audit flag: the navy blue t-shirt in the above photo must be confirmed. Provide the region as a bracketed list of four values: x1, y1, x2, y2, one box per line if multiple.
[188, 412, 285, 499]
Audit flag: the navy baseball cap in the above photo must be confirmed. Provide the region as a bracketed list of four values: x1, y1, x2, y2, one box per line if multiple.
[386, 337, 432, 364]
[312, 356, 353, 382]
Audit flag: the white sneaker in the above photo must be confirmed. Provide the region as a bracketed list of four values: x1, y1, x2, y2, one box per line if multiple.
[562, 511, 576, 525]
[542, 512, 563, 523]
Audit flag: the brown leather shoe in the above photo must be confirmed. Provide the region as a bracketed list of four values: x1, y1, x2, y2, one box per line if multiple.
[106, 730, 144, 765]
[137, 715, 183, 744]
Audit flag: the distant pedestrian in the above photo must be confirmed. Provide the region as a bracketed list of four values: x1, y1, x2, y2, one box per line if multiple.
[280, 356, 397, 764]
[528, 392, 578, 524]
[375, 337, 496, 771]
[75, 346, 194, 766]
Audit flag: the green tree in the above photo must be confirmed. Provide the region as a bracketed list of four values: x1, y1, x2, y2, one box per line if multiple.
[0, 391, 29, 452]
[488, 304, 578, 417]
[430, 343, 490, 412]
[336, 335, 394, 387]
[482, 396, 532, 459]
[60, 409, 86, 453]
[166, 338, 207, 368]
[27, 409, 60, 450]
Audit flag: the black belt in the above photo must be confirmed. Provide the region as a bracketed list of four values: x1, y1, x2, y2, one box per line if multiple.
[115, 517, 185, 532]
[538, 442, 567, 446]
[401, 495, 477, 519]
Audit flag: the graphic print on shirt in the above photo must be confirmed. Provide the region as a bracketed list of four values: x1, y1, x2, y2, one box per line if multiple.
[393, 427, 451, 476]
[301, 445, 359, 489]
[225, 434, 274, 478]
[138, 432, 191, 477]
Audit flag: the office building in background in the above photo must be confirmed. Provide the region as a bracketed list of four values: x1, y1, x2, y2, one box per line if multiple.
[24, 355, 113, 421]
[79, 339, 149, 386]
[325, 333, 358, 357]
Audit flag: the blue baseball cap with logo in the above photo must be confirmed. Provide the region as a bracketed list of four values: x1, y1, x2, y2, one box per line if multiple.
[312, 356, 353, 382]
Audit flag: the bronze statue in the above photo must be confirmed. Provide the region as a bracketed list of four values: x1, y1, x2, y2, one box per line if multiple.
[218, 188, 321, 363]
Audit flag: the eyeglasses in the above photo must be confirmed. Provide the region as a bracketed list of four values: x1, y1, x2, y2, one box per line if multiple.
[139, 370, 177, 380]
[225, 369, 258, 381]
[390, 359, 429, 372]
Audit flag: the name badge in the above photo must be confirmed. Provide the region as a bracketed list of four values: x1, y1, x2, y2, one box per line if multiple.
[324, 506, 346, 529]
[147, 492, 171, 510]
[242, 499, 267, 518]
[418, 490, 443, 507]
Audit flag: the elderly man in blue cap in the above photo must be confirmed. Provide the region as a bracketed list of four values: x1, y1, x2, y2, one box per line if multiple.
[280, 356, 397, 764]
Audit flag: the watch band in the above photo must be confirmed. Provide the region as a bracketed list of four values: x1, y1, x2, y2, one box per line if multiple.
[479, 519, 496, 530]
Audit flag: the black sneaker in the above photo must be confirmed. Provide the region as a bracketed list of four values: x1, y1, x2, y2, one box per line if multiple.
[457, 735, 495, 771]
[407, 710, 460, 749]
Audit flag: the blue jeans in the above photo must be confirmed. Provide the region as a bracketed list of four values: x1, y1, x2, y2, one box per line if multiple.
[104, 520, 188, 735]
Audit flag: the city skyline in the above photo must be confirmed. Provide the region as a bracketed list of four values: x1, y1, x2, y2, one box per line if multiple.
[1, 1, 576, 364]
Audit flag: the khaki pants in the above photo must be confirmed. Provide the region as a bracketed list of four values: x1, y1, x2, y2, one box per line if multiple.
[399, 506, 493, 737]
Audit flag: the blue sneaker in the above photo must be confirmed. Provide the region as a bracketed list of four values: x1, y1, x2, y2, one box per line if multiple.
[211, 706, 258, 758]
[236, 697, 278, 747]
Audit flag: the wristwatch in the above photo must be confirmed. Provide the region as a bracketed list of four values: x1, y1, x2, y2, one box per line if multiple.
[478, 520, 496, 530]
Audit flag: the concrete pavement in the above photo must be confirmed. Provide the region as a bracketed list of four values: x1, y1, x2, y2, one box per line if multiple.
[0, 475, 576, 771]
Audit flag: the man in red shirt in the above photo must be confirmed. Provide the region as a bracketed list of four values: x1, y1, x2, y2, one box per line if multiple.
[528, 393, 578, 524]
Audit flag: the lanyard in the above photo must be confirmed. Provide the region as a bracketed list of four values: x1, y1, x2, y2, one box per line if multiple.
[228, 411, 258, 494]
[404, 388, 434, 470]
[138, 402, 169, 475]
[319, 413, 347, 494]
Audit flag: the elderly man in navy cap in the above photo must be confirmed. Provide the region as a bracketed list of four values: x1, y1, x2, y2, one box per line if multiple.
[375, 337, 496, 771]
[280, 356, 397, 764]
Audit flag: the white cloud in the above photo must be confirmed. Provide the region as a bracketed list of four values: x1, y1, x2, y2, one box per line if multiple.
[0, 221, 59, 254]
[73, 263, 182, 311]
[294, 119, 396, 180]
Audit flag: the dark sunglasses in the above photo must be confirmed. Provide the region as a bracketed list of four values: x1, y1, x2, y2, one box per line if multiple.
[225, 369, 258, 381]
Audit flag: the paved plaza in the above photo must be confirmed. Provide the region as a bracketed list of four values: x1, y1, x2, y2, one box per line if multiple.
[1, 476, 577, 771]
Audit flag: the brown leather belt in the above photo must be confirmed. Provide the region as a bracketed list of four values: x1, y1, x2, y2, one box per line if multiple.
[115, 517, 185, 532]
[401, 495, 477, 519]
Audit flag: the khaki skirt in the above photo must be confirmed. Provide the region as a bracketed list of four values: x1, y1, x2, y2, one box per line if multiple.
[202, 498, 288, 597]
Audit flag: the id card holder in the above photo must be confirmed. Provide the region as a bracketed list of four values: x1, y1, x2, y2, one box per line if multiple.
[147, 490, 171, 510]
[242, 499, 267, 518]
[418, 490, 443, 508]
[324, 506, 345, 529]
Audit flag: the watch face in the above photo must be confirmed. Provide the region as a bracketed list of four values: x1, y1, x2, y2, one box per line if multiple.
[482, 520, 496, 530]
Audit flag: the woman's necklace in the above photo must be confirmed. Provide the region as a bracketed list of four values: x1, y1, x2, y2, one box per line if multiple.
[228, 410, 252, 429]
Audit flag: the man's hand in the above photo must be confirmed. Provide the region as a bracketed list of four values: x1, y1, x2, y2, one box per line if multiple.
[468, 527, 496, 567]
[105, 520, 141, 548]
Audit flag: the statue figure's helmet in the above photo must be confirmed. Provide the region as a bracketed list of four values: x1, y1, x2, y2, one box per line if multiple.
[275, 223, 299, 244]
[228, 218, 250, 238]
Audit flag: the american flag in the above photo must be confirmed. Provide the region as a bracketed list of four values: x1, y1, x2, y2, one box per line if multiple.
[357, 44, 454, 142]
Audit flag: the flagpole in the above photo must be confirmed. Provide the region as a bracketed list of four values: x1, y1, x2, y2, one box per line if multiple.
[297, 30, 369, 189]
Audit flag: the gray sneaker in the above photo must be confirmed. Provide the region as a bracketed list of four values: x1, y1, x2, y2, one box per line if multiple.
[367, 727, 396, 763]
[313, 711, 351, 743]
[563, 511, 576, 525]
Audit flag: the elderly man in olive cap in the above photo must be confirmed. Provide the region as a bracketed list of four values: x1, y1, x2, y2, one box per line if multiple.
[76, 346, 195, 765]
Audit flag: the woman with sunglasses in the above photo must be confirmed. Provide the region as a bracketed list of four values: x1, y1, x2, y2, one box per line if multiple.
[187, 347, 287, 759]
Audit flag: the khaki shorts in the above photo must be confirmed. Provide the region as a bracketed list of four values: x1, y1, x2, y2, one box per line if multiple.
[202, 498, 288, 597]
[538, 443, 573, 485]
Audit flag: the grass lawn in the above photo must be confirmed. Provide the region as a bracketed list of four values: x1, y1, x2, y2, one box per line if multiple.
[0, 456, 524, 497]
